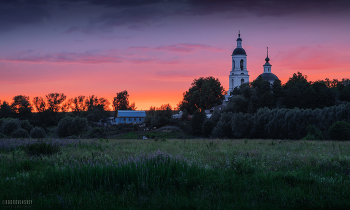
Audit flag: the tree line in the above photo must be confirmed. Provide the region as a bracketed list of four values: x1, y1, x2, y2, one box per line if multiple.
[0, 90, 136, 127]
[176, 73, 350, 140]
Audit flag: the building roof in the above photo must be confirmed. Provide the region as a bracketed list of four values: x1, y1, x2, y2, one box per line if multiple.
[256, 73, 279, 83]
[236, 37, 242, 41]
[232, 48, 247, 56]
[117, 110, 146, 118]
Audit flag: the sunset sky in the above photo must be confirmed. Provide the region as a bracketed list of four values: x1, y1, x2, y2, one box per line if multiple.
[0, 0, 350, 110]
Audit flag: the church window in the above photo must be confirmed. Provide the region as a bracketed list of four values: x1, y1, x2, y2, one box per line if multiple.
[232, 79, 234, 88]
[233, 60, 235, 68]
[240, 59, 244, 70]
[241, 79, 244, 84]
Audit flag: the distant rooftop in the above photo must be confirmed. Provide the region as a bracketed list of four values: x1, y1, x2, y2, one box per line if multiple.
[117, 110, 146, 118]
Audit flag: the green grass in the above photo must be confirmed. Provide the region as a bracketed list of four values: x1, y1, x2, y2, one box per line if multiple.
[119, 131, 188, 139]
[1, 139, 350, 209]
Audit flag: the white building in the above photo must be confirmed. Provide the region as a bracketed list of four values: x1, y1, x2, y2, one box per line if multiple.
[225, 31, 249, 101]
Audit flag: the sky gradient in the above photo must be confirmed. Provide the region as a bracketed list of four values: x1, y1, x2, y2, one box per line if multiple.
[1, 0, 350, 110]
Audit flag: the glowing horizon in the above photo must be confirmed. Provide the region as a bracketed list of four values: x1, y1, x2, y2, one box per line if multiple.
[0, 1, 349, 110]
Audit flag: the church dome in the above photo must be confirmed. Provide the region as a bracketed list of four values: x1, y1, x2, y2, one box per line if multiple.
[256, 73, 279, 83]
[232, 48, 247, 55]
[236, 37, 242, 41]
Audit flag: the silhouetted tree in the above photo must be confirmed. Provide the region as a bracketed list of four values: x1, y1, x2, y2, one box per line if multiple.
[113, 90, 136, 110]
[190, 109, 207, 136]
[70, 95, 87, 113]
[0, 101, 12, 118]
[178, 77, 225, 115]
[33, 97, 46, 113]
[272, 79, 284, 106]
[11, 95, 32, 120]
[46, 93, 66, 113]
[145, 104, 173, 128]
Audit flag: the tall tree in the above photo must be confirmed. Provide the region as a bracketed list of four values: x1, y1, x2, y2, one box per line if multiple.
[272, 79, 284, 102]
[178, 77, 225, 115]
[85, 95, 99, 111]
[46, 93, 66, 112]
[0, 101, 12, 118]
[113, 90, 136, 110]
[11, 95, 32, 119]
[70, 95, 87, 113]
[33, 97, 46, 113]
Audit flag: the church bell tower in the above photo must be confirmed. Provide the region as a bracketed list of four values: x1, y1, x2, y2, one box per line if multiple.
[227, 31, 249, 97]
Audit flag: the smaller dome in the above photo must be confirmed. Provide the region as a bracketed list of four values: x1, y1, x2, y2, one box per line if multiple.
[236, 37, 242, 41]
[265, 56, 270, 62]
[256, 73, 279, 83]
[232, 48, 247, 55]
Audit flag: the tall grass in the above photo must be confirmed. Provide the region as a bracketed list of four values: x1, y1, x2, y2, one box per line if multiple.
[0, 139, 350, 209]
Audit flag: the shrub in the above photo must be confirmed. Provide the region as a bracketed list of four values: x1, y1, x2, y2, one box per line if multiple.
[202, 119, 216, 137]
[30, 127, 46, 139]
[89, 127, 107, 139]
[11, 128, 30, 138]
[57, 116, 88, 138]
[328, 121, 350, 140]
[20, 120, 33, 133]
[0, 118, 5, 127]
[302, 125, 323, 140]
[25, 141, 61, 156]
[190, 109, 207, 136]
[1, 118, 20, 135]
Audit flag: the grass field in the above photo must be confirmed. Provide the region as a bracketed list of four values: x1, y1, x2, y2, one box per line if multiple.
[1, 138, 350, 209]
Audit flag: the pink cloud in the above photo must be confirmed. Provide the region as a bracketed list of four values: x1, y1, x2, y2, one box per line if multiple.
[2, 50, 123, 64]
[130, 43, 224, 53]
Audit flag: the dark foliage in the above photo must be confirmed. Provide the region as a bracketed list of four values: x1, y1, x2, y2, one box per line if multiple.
[112, 90, 136, 111]
[30, 127, 46, 139]
[57, 116, 88, 138]
[145, 104, 173, 128]
[11, 95, 32, 120]
[328, 121, 350, 140]
[20, 120, 33, 133]
[89, 127, 107, 139]
[190, 109, 207, 136]
[11, 128, 30, 138]
[179, 77, 225, 115]
[1, 118, 20, 135]
[302, 125, 324, 140]
[211, 103, 350, 139]
[0, 101, 12, 118]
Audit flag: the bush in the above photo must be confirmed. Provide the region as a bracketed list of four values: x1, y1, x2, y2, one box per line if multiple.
[302, 125, 323, 140]
[202, 119, 216, 137]
[1, 118, 20, 135]
[25, 141, 61, 156]
[57, 116, 88, 138]
[30, 127, 46, 139]
[328, 121, 350, 140]
[20, 120, 33, 133]
[0, 118, 5, 127]
[89, 127, 107, 139]
[11, 128, 30, 138]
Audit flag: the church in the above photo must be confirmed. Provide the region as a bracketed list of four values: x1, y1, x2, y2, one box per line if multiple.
[225, 32, 279, 101]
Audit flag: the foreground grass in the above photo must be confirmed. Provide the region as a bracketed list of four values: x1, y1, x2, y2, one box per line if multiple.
[1, 138, 350, 209]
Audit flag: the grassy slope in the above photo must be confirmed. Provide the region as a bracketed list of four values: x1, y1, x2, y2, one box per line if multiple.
[1, 139, 350, 209]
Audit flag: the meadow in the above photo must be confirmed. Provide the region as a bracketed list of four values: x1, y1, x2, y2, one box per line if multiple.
[1, 138, 350, 209]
